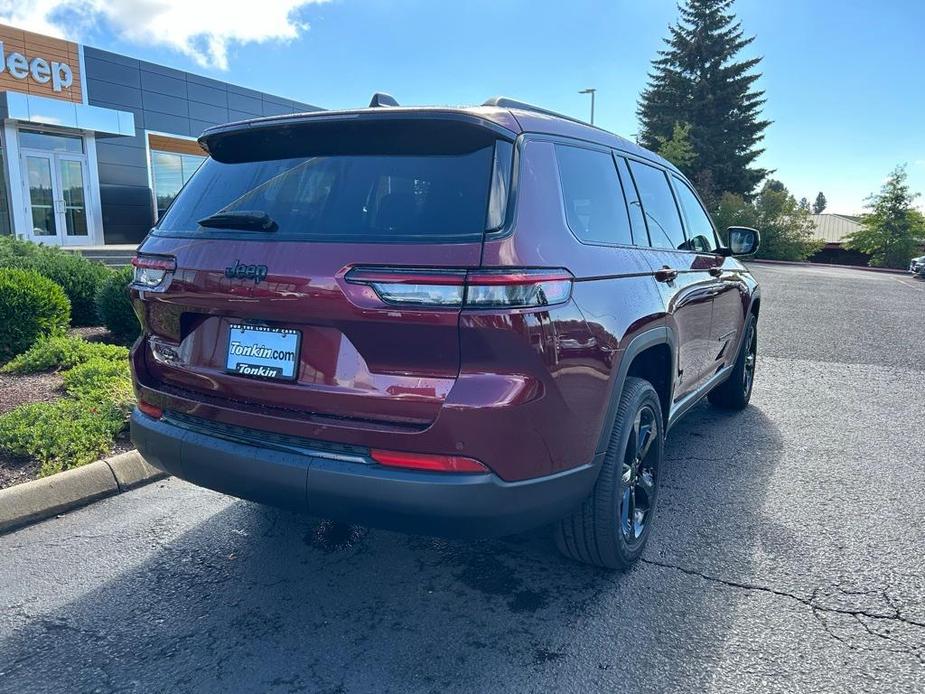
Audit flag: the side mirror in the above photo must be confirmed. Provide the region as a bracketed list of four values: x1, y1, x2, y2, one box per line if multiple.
[725, 226, 760, 256]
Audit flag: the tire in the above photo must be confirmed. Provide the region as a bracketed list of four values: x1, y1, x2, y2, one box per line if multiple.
[708, 312, 757, 411]
[554, 377, 664, 570]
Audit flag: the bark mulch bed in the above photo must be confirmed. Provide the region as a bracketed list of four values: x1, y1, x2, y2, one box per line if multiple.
[0, 327, 133, 490]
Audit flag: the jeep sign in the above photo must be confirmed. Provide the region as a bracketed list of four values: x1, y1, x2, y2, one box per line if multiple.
[0, 41, 73, 92]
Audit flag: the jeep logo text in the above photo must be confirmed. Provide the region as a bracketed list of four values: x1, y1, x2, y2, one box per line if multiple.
[224, 260, 268, 284]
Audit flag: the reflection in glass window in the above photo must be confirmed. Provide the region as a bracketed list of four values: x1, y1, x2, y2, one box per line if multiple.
[0, 148, 11, 236]
[151, 150, 206, 218]
[555, 145, 633, 246]
[628, 161, 686, 250]
[19, 130, 84, 153]
[673, 177, 719, 253]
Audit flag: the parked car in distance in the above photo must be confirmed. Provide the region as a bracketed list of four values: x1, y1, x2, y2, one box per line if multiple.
[129, 95, 761, 570]
[910, 255, 925, 277]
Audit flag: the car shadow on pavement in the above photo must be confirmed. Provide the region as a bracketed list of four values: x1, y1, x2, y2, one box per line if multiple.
[0, 402, 783, 693]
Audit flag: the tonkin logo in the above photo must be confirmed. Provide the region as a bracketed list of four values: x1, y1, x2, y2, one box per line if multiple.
[224, 260, 269, 284]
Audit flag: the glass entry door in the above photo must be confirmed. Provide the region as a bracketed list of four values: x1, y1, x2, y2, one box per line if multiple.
[20, 145, 92, 246]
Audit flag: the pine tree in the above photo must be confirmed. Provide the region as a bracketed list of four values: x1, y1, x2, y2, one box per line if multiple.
[812, 191, 827, 214]
[638, 0, 770, 200]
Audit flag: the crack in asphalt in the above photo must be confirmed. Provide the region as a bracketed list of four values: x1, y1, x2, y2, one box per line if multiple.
[642, 558, 925, 627]
[642, 558, 925, 663]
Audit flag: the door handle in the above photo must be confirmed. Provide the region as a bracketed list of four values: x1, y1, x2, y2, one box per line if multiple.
[655, 266, 678, 283]
[708, 267, 723, 278]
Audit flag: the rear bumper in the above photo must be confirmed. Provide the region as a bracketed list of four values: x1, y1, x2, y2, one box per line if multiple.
[131, 409, 599, 537]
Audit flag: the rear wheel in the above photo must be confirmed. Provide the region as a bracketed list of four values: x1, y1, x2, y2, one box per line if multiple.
[708, 313, 757, 411]
[554, 377, 663, 570]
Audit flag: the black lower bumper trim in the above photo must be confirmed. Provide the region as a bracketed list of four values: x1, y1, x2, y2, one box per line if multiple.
[130, 410, 599, 537]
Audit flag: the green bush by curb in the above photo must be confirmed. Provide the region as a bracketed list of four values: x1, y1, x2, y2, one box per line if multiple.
[1, 335, 128, 374]
[0, 335, 134, 478]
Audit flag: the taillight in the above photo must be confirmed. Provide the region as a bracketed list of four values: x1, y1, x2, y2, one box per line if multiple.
[137, 399, 163, 419]
[371, 449, 489, 473]
[345, 267, 572, 308]
[465, 270, 572, 308]
[131, 254, 176, 290]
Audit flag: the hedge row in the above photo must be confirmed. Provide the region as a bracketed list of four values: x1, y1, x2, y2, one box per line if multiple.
[0, 236, 108, 326]
[0, 236, 140, 357]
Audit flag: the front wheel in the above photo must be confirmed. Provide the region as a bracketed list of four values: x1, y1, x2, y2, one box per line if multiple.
[554, 377, 664, 570]
[708, 313, 757, 411]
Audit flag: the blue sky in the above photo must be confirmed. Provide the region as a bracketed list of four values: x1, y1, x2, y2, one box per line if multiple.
[6, 0, 924, 213]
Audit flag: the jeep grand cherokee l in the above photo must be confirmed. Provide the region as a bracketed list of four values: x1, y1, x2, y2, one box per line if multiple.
[130, 96, 761, 570]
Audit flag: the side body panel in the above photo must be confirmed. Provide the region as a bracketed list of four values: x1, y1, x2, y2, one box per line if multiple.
[477, 138, 666, 475]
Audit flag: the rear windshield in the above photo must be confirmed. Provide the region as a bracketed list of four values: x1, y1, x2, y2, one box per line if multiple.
[156, 146, 502, 243]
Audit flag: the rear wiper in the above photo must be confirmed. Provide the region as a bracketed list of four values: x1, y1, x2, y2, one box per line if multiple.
[197, 210, 278, 232]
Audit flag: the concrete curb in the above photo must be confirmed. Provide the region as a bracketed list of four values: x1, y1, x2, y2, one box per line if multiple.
[0, 450, 166, 534]
[745, 258, 910, 275]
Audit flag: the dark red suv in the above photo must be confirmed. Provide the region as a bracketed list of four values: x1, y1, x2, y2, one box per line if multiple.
[130, 97, 760, 570]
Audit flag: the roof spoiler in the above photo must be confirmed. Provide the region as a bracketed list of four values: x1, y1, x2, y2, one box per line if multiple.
[369, 92, 399, 108]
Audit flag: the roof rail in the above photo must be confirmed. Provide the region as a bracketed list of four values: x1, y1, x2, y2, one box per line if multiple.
[482, 96, 591, 128]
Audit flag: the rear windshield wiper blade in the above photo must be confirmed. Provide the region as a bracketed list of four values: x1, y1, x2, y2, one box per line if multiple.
[197, 210, 278, 232]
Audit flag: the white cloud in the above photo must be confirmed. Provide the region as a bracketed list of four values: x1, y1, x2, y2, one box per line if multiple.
[0, 0, 329, 70]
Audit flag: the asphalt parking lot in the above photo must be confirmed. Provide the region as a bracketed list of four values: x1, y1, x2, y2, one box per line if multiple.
[1, 263, 923, 693]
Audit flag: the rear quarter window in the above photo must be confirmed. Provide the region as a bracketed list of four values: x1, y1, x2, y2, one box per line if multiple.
[555, 144, 633, 246]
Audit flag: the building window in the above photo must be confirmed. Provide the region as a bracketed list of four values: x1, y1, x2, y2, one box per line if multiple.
[19, 129, 84, 153]
[147, 134, 207, 220]
[151, 150, 205, 219]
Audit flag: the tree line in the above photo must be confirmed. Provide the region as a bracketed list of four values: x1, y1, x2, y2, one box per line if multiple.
[637, 0, 924, 267]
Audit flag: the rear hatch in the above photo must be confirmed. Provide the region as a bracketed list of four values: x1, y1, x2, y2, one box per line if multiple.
[134, 112, 517, 430]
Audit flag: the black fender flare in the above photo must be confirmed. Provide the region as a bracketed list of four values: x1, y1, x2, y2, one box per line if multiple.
[594, 326, 676, 456]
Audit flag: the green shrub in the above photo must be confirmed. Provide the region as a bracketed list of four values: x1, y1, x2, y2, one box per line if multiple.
[62, 356, 135, 415]
[0, 235, 43, 263]
[1, 335, 128, 374]
[0, 269, 71, 363]
[96, 267, 140, 343]
[0, 239, 107, 326]
[0, 399, 125, 477]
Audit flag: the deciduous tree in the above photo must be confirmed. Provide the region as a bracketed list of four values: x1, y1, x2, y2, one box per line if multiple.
[714, 180, 821, 260]
[844, 167, 925, 268]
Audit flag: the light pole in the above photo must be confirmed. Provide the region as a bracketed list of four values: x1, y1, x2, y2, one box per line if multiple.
[578, 88, 596, 125]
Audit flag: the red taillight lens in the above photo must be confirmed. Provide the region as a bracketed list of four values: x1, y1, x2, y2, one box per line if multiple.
[137, 399, 163, 419]
[131, 254, 176, 290]
[371, 449, 489, 473]
[345, 267, 572, 308]
[465, 269, 572, 307]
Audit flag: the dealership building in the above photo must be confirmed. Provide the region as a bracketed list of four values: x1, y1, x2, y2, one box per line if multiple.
[0, 23, 320, 248]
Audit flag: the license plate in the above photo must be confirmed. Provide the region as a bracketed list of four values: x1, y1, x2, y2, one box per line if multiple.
[226, 324, 300, 381]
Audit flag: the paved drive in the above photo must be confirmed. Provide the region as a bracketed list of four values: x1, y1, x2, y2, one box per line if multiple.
[1, 264, 923, 693]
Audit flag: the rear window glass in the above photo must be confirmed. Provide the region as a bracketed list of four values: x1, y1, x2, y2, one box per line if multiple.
[555, 145, 633, 246]
[156, 147, 497, 243]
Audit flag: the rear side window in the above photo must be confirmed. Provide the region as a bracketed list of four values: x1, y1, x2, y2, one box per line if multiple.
[157, 145, 502, 243]
[555, 144, 633, 246]
[628, 161, 686, 250]
[673, 177, 719, 253]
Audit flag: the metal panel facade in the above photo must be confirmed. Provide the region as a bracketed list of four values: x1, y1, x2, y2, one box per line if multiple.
[84, 46, 321, 245]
